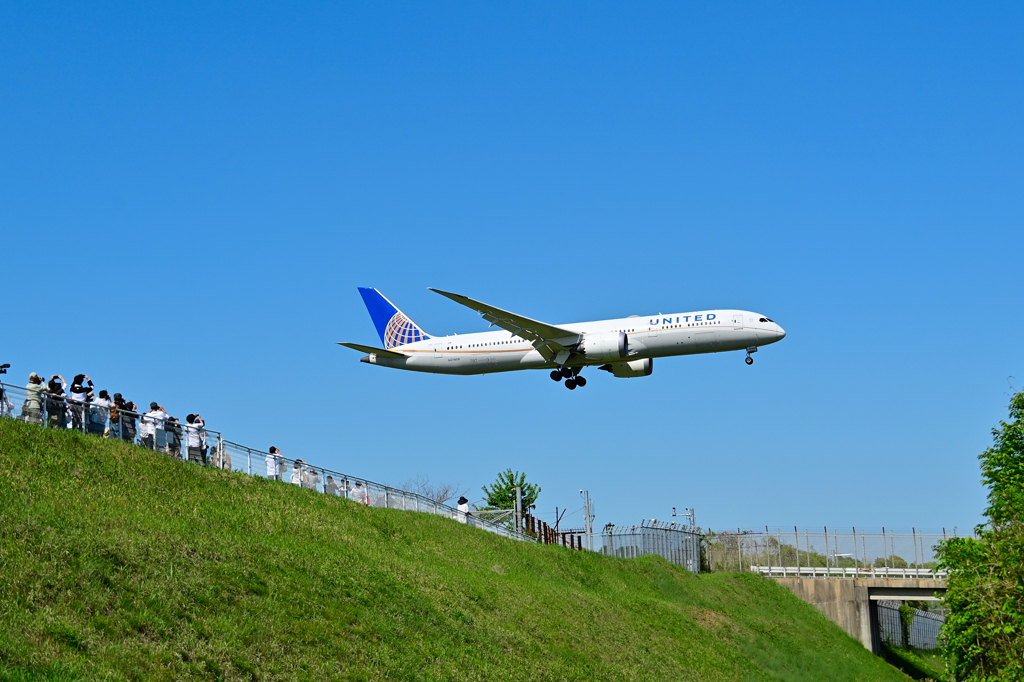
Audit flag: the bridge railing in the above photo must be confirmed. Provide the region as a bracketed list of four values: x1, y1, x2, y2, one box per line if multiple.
[707, 527, 966, 577]
[750, 565, 949, 579]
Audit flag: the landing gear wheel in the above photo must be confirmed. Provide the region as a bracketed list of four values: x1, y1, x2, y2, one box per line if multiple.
[564, 379, 577, 390]
[745, 356, 754, 365]
[559, 367, 573, 379]
[550, 370, 562, 381]
[575, 376, 587, 387]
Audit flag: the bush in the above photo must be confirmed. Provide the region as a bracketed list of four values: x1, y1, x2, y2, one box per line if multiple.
[936, 389, 1024, 681]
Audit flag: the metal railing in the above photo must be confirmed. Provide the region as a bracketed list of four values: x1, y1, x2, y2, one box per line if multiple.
[877, 600, 944, 650]
[598, 520, 703, 574]
[1, 381, 534, 543]
[0, 381, 223, 460]
[706, 527, 960, 578]
[750, 566, 948, 579]
[219, 440, 534, 542]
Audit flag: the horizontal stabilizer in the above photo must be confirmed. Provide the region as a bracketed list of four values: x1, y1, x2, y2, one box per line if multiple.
[336, 342, 407, 359]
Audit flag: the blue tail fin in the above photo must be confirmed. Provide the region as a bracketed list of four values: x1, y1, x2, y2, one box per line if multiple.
[357, 287, 431, 349]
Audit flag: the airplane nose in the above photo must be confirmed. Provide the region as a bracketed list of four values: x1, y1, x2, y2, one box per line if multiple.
[776, 324, 786, 340]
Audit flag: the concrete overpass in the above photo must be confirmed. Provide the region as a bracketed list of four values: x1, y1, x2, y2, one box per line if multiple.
[768, 576, 947, 653]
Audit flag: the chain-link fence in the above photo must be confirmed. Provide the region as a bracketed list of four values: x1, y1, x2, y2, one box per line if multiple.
[598, 521, 703, 573]
[877, 600, 943, 650]
[1, 381, 533, 543]
[706, 527, 957, 578]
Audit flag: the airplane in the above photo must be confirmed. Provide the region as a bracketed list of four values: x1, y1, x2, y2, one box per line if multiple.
[339, 287, 786, 390]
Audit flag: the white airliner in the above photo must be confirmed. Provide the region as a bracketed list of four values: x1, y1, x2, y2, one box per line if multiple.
[339, 288, 786, 389]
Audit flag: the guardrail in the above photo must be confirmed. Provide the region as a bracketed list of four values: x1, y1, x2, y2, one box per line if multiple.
[750, 566, 948, 579]
[1, 381, 534, 543]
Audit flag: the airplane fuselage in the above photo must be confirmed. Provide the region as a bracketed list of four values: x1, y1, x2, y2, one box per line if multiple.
[361, 309, 785, 375]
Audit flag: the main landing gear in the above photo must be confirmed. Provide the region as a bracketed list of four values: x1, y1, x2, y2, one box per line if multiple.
[745, 346, 757, 365]
[551, 368, 586, 389]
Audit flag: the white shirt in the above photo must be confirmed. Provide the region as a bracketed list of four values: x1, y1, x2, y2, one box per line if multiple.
[141, 409, 169, 437]
[304, 471, 320, 489]
[90, 398, 112, 423]
[457, 502, 469, 523]
[184, 419, 205, 447]
[266, 452, 281, 477]
[291, 465, 303, 485]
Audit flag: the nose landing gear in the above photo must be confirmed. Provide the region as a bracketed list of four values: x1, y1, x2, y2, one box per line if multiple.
[745, 346, 757, 365]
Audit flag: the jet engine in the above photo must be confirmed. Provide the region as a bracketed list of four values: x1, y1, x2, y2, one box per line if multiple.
[581, 331, 628, 361]
[599, 358, 653, 378]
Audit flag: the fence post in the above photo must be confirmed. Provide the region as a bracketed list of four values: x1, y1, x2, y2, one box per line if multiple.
[912, 527, 918, 568]
[824, 526, 830, 572]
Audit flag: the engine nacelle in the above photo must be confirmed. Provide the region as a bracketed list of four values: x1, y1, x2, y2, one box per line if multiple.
[599, 358, 653, 378]
[581, 331, 628, 361]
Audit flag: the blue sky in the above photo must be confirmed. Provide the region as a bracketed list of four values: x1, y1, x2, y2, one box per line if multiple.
[3, 2, 1021, 534]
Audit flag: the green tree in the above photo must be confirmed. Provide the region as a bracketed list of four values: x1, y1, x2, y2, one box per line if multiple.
[873, 555, 909, 569]
[480, 469, 540, 512]
[937, 389, 1024, 681]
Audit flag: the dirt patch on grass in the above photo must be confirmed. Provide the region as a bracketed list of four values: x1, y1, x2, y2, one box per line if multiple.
[692, 607, 736, 634]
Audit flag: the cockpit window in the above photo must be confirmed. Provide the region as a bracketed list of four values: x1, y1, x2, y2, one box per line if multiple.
[758, 317, 775, 323]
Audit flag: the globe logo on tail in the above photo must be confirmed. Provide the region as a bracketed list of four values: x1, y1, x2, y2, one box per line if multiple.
[384, 313, 426, 349]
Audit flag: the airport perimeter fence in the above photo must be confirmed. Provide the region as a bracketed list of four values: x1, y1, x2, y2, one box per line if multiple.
[0, 381, 534, 543]
[876, 600, 943, 650]
[598, 521, 704, 574]
[707, 527, 959, 578]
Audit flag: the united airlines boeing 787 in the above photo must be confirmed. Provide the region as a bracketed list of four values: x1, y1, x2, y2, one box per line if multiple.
[339, 288, 786, 389]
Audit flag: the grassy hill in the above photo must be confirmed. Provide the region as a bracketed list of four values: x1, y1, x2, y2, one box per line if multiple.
[0, 420, 907, 681]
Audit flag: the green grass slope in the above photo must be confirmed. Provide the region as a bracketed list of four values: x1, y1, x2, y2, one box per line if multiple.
[0, 421, 906, 681]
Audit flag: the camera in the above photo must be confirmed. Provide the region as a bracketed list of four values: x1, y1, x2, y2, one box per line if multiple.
[0, 364, 9, 375]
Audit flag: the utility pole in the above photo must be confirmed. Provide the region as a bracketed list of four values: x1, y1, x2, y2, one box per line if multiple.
[513, 486, 522, 535]
[554, 507, 566, 532]
[580, 490, 594, 551]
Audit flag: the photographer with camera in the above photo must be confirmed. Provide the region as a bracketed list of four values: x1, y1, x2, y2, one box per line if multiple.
[0, 364, 12, 418]
[164, 416, 183, 458]
[68, 374, 94, 432]
[21, 372, 46, 424]
[140, 402, 169, 450]
[118, 396, 139, 443]
[45, 375, 67, 429]
[89, 390, 112, 436]
[184, 414, 206, 465]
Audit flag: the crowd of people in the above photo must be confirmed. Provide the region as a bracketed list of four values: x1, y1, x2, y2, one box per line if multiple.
[1, 368, 431, 509]
[3, 369, 230, 469]
[263, 445, 369, 501]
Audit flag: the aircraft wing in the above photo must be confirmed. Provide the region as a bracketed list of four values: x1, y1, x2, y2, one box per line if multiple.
[336, 342, 407, 358]
[428, 288, 582, 362]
